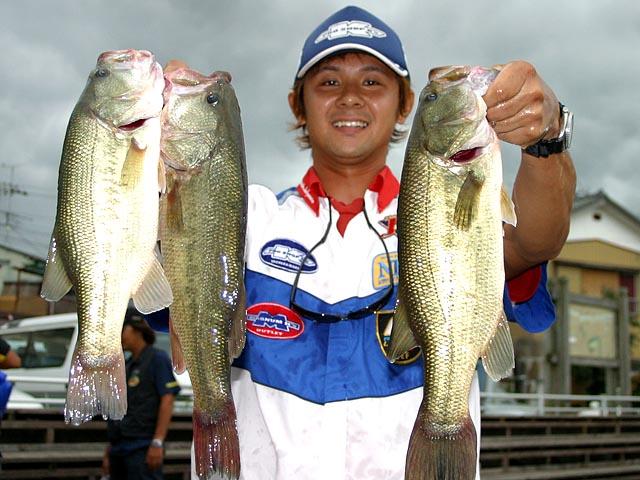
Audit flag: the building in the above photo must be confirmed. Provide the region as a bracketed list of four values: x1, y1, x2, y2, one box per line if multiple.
[507, 191, 640, 397]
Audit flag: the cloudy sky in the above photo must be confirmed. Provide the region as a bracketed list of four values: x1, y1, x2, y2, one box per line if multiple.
[0, 0, 638, 258]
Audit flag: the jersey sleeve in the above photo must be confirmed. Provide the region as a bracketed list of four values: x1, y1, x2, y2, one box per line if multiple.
[503, 262, 556, 333]
[153, 349, 181, 396]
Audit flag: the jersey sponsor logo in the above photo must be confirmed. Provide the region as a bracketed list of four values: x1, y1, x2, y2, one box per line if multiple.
[315, 20, 387, 43]
[372, 252, 399, 290]
[375, 310, 421, 365]
[246, 303, 305, 339]
[378, 215, 397, 238]
[260, 239, 318, 274]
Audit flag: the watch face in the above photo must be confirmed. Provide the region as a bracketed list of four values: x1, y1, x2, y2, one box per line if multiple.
[564, 110, 574, 148]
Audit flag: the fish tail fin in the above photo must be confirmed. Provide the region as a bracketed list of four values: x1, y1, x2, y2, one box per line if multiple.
[405, 412, 477, 480]
[193, 402, 240, 480]
[64, 347, 127, 425]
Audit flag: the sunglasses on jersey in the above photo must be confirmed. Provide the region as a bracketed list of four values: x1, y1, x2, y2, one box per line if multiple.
[289, 200, 395, 323]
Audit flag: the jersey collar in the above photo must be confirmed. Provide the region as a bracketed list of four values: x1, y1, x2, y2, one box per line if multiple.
[296, 166, 400, 216]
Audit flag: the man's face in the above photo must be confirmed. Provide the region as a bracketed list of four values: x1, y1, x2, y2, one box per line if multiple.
[297, 52, 409, 168]
[121, 325, 136, 352]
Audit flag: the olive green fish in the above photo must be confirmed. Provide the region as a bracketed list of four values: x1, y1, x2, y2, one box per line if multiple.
[40, 50, 173, 425]
[160, 68, 247, 480]
[388, 65, 517, 480]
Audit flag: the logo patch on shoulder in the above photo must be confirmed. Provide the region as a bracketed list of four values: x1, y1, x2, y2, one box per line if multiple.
[376, 310, 421, 365]
[246, 303, 305, 340]
[372, 252, 399, 290]
[260, 239, 318, 274]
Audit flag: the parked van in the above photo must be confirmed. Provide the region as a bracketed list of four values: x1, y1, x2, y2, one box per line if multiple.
[0, 313, 192, 410]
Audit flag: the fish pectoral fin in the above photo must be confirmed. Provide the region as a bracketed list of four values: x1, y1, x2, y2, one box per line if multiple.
[166, 180, 184, 231]
[40, 235, 73, 301]
[169, 317, 186, 374]
[132, 248, 174, 314]
[387, 291, 419, 363]
[501, 185, 517, 227]
[453, 170, 484, 231]
[481, 310, 515, 381]
[228, 282, 247, 361]
[120, 138, 146, 188]
[158, 157, 167, 194]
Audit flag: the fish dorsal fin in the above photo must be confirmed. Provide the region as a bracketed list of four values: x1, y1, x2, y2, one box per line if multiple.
[453, 170, 485, 231]
[131, 248, 173, 314]
[40, 235, 73, 301]
[387, 290, 419, 363]
[501, 186, 517, 227]
[228, 282, 247, 360]
[481, 311, 515, 381]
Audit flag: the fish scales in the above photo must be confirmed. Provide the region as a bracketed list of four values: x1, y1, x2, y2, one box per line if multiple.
[391, 65, 515, 479]
[160, 68, 247, 480]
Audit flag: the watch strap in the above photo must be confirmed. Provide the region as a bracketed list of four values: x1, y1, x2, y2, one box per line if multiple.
[523, 102, 569, 158]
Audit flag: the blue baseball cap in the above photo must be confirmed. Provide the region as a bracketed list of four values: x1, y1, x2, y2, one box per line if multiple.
[295, 6, 409, 79]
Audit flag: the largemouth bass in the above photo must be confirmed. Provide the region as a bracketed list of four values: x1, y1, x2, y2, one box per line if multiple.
[389, 65, 517, 479]
[160, 68, 247, 480]
[40, 49, 172, 425]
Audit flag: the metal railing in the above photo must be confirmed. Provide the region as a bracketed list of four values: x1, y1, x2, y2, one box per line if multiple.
[481, 390, 640, 416]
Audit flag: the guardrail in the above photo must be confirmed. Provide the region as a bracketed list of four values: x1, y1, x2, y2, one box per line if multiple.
[481, 390, 640, 416]
[6, 374, 194, 411]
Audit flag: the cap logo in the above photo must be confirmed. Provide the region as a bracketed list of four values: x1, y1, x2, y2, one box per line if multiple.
[315, 20, 387, 44]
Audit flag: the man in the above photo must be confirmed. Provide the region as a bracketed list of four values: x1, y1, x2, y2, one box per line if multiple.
[0, 339, 21, 369]
[170, 5, 575, 479]
[103, 313, 180, 480]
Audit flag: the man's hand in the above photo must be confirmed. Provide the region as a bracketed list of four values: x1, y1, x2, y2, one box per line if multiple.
[146, 444, 163, 471]
[102, 447, 110, 476]
[483, 61, 561, 148]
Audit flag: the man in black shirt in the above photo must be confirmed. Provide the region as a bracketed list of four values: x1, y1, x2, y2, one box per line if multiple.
[103, 314, 180, 480]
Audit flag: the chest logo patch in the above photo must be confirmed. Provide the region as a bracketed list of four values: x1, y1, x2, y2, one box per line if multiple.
[260, 239, 318, 274]
[372, 252, 399, 290]
[246, 303, 305, 340]
[378, 215, 397, 238]
[376, 310, 421, 365]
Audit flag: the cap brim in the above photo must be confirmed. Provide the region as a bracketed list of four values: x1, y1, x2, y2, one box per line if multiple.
[297, 43, 409, 79]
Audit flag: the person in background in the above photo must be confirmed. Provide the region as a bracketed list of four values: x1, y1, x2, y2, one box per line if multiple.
[102, 313, 180, 480]
[0, 338, 21, 369]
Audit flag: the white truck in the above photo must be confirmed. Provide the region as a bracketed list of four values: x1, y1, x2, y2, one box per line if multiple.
[0, 313, 193, 411]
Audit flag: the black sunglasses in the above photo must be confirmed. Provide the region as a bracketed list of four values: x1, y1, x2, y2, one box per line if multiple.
[289, 199, 395, 323]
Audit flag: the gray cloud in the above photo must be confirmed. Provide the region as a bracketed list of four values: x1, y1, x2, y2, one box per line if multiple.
[1, 0, 638, 257]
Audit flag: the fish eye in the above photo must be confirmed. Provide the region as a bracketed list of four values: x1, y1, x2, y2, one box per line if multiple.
[95, 68, 110, 78]
[425, 92, 438, 102]
[206, 93, 219, 105]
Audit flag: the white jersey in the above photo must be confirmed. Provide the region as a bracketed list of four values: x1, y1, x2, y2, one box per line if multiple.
[190, 169, 554, 480]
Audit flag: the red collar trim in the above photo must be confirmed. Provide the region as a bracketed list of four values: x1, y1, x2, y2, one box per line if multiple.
[296, 166, 400, 216]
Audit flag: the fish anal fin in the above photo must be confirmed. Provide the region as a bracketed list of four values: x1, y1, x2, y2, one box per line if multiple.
[228, 283, 247, 360]
[481, 311, 515, 381]
[387, 291, 419, 363]
[40, 236, 73, 301]
[454, 170, 484, 231]
[132, 249, 173, 314]
[501, 186, 517, 227]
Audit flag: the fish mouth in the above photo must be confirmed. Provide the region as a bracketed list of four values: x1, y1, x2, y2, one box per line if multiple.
[449, 146, 484, 164]
[118, 117, 150, 132]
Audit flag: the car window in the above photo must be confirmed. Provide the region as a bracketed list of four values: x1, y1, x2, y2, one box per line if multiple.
[1, 328, 74, 368]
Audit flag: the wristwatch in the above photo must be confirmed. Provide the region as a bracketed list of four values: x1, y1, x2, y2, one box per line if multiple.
[150, 438, 164, 448]
[523, 102, 573, 157]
